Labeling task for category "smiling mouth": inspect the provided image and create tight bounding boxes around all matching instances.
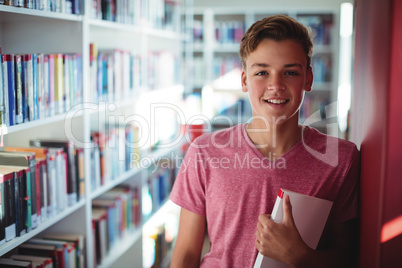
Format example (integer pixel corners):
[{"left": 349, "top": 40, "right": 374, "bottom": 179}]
[{"left": 264, "top": 99, "right": 289, "bottom": 104}]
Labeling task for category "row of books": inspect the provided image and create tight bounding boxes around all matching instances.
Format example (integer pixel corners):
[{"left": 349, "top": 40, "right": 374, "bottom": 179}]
[
  {"left": 297, "top": 14, "right": 333, "bottom": 45},
  {"left": 214, "top": 20, "right": 244, "bottom": 45},
  {"left": 193, "top": 19, "right": 204, "bottom": 44},
  {"left": 299, "top": 94, "right": 330, "bottom": 121},
  {"left": 0, "top": 232, "right": 85, "bottom": 268},
  {"left": 90, "top": 124, "right": 140, "bottom": 191},
  {"left": 90, "top": 0, "right": 181, "bottom": 31},
  {"left": 212, "top": 56, "right": 242, "bottom": 80},
  {"left": 0, "top": 51, "right": 83, "bottom": 127},
  {"left": 312, "top": 54, "right": 332, "bottom": 83},
  {"left": 0, "top": 139, "right": 85, "bottom": 245},
  {"left": 144, "top": 161, "right": 177, "bottom": 217},
  {"left": 92, "top": 185, "right": 141, "bottom": 266},
  {"left": 147, "top": 51, "right": 179, "bottom": 90},
  {"left": 0, "top": 0, "right": 80, "bottom": 14},
  {"left": 89, "top": 43, "right": 141, "bottom": 103}
]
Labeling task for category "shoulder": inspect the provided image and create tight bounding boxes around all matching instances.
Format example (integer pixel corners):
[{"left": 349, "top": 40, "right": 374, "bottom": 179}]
[{"left": 302, "top": 126, "right": 360, "bottom": 165}]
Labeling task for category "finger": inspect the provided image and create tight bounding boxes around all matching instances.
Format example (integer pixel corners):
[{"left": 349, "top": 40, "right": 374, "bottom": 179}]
[
  {"left": 258, "top": 214, "right": 272, "bottom": 226},
  {"left": 282, "top": 195, "right": 295, "bottom": 225}
]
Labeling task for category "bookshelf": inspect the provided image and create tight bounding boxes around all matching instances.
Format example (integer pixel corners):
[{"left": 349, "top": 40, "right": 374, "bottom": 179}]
[
  {"left": 0, "top": 1, "right": 190, "bottom": 267},
  {"left": 193, "top": 7, "right": 340, "bottom": 136}
]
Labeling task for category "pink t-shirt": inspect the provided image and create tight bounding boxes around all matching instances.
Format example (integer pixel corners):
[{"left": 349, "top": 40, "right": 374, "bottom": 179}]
[{"left": 170, "top": 124, "right": 360, "bottom": 268}]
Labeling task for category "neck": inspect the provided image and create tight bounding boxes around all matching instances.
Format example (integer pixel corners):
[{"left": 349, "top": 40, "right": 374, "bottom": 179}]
[{"left": 246, "top": 115, "right": 303, "bottom": 159}]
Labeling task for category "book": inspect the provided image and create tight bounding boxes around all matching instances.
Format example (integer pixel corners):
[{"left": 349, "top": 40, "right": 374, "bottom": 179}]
[
  {"left": 0, "top": 258, "right": 32, "bottom": 268},
  {"left": 14, "top": 55, "right": 23, "bottom": 124},
  {"left": 92, "top": 198, "right": 117, "bottom": 249},
  {"left": 4, "top": 146, "right": 50, "bottom": 223},
  {"left": 27, "top": 238, "right": 76, "bottom": 268},
  {"left": 48, "top": 54, "right": 55, "bottom": 117},
  {"left": 30, "top": 139, "right": 77, "bottom": 205},
  {"left": 18, "top": 243, "right": 60, "bottom": 268},
  {"left": 42, "top": 233, "right": 85, "bottom": 268},
  {"left": 1, "top": 53, "right": 9, "bottom": 127},
  {"left": 11, "top": 255, "right": 53, "bottom": 268},
  {"left": 5, "top": 54, "right": 16, "bottom": 126},
  {"left": 32, "top": 54, "right": 39, "bottom": 120},
  {"left": 54, "top": 53, "right": 64, "bottom": 115},
  {"left": 0, "top": 167, "right": 17, "bottom": 242},
  {"left": 22, "top": 53, "right": 36, "bottom": 122},
  {"left": 92, "top": 208, "right": 108, "bottom": 265},
  {"left": 0, "top": 150, "right": 38, "bottom": 230},
  {"left": 253, "top": 188, "right": 333, "bottom": 268},
  {"left": 0, "top": 51, "right": 4, "bottom": 127},
  {"left": 0, "top": 165, "right": 5, "bottom": 246},
  {"left": 0, "top": 165, "right": 25, "bottom": 238},
  {"left": 74, "top": 147, "right": 85, "bottom": 201}
]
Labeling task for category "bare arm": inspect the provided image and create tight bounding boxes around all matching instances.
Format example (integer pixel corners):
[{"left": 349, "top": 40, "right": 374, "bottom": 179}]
[
  {"left": 256, "top": 195, "right": 358, "bottom": 268},
  {"left": 170, "top": 208, "right": 207, "bottom": 268}
]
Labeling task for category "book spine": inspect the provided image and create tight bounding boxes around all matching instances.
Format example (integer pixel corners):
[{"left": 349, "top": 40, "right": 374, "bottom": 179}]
[
  {"left": 56, "top": 151, "right": 67, "bottom": 212},
  {"left": 67, "top": 143, "right": 77, "bottom": 204},
  {"left": 7, "top": 55, "right": 16, "bottom": 126},
  {"left": 29, "top": 159, "right": 38, "bottom": 229},
  {"left": 15, "top": 55, "right": 24, "bottom": 124},
  {"left": 40, "top": 159, "right": 48, "bottom": 221},
  {"left": 54, "top": 53, "right": 64, "bottom": 114},
  {"left": 15, "top": 170, "right": 26, "bottom": 236},
  {"left": 47, "top": 154, "right": 56, "bottom": 218},
  {"left": 0, "top": 174, "right": 5, "bottom": 244},
  {"left": 32, "top": 54, "right": 39, "bottom": 120},
  {"left": 63, "top": 54, "right": 70, "bottom": 112},
  {"left": 37, "top": 54, "right": 46, "bottom": 120},
  {"left": 68, "top": 54, "right": 74, "bottom": 109},
  {"left": 25, "top": 54, "right": 34, "bottom": 121},
  {"left": 0, "top": 52, "right": 4, "bottom": 127},
  {"left": 3, "top": 173, "right": 16, "bottom": 241},
  {"left": 48, "top": 54, "right": 55, "bottom": 117},
  {"left": 2, "top": 55, "right": 10, "bottom": 127},
  {"left": 24, "top": 168, "right": 32, "bottom": 232},
  {"left": 35, "top": 161, "right": 41, "bottom": 225},
  {"left": 21, "top": 55, "right": 28, "bottom": 123}
]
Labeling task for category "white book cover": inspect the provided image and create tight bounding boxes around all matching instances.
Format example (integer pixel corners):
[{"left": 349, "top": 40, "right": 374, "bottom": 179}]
[{"left": 254, "top": 188, "right": 333, "bottom": 268}]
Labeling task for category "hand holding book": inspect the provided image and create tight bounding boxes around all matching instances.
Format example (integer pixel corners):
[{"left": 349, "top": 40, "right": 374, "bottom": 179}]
[
  {"left": 254, "top": 188, "right": 333, "bottom": 268},
  {"left": 256, "top": 195, "right": 312, "bottom": 267}
]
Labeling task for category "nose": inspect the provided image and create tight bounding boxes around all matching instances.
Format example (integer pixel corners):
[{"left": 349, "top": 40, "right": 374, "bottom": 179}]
[{"left": 267, "top": 73, "right": 285, "bottom": 91}]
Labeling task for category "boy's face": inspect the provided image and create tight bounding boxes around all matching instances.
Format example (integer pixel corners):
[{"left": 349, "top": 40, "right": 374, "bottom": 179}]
[{"left": 241, "top": 38, "right": 313, "bottom": 125}]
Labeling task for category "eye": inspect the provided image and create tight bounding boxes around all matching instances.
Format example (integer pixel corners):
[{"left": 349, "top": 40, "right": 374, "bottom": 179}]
[
  {"left": 256, "top": 71, "right": 268, "bottom": 76},
  {"left": 285, "top": 70, "right": 299, "bottom": 76}
]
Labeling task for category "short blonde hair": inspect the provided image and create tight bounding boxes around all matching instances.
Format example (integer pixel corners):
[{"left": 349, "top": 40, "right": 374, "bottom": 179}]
[{"left": 239, "top": 15, "right": 313, "bottom": 69}]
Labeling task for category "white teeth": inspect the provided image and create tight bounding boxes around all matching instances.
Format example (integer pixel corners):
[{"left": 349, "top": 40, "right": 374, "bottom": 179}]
[{"left": 266, "top": 99, "right": 287, "bottom": 104}]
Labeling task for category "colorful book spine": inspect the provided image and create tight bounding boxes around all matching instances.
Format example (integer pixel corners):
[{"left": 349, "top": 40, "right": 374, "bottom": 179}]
[
  {"left": 32, "top": 54, "right": 39, "bottom": 120},
  {"left": 1, "top": 55, "right": 10, "bottom": 128},
  {"left": 21, "top": 55, "right": 29, "bottom": 123},
  {"left": 48, "top": 54, "right": 55, "bottom": 117},
  {"left": 63, "top": 54, "right": 70, "bottom": 112},
  {"left": 54, "top": 53, "right": 64, "bottom": 114},
  {"left": 14, "top": 55, "right": 23, "bottom": 124},
  {"left": 6, "top": 55, "right": 16, "bottom": 126},
  {"left": 0, "top": 52, "right": 4, "bottom": 127},
  {"left": 25, "top": 54, "right": 35, "bottom": 122}
]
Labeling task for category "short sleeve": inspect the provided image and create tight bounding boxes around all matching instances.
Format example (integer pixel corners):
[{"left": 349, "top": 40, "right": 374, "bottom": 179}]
[
  {"left": 170, "top": 139, "right": 207, "bottom": 216},
  {"left": 330, "top": 146, "right": 360, "bottom": 223}
]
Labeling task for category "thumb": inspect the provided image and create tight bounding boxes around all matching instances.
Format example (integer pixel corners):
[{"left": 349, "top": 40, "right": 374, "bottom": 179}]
[{"left": 282, "top": 195, "right": 295, "bottom": 226}]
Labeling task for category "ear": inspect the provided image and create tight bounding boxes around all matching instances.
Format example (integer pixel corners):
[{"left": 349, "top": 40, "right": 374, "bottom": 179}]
[
  {"left": 304, "top": 66, "right": 313, "bottom": 92},
  {"left": 241, "top": 69, "right": 248, "bottom": 93}
]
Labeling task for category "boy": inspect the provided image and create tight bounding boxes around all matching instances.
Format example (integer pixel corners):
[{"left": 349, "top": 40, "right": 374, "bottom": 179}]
[{"left": 170, "top": 15, "right": 359, "bottom": 267}]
